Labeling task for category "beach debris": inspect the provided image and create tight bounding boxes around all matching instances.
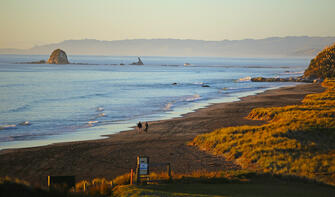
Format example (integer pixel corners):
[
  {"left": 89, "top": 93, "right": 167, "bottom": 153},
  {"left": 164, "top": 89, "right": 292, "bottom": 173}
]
[
  {"left": 48, "top": 49, "right": 69, "bottom": 64},
  {"left": 19, "top": 121, "right": 31, "bottom": 126},
  {"left": 130, "top": 57, "right": 144, "bottom": 65}
]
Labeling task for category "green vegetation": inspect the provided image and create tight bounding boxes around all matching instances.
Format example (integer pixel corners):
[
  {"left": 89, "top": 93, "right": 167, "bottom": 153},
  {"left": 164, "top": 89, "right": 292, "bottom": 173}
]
[
  {"left": 120, "top": 182, "right": 335, "bottom": 197},
  {"left": 304, "top": 43, "right": 335, "bottom": 79},
  {"left": 192, "top": 79, "right": 335, "bottom": 186},
  {"left": 112, "top": 171, "right": 335, "bottom": 197},
  {"left": 0, "top": 177, "right": 87, "bottom": 197},
  {"left": 113, "top": 185, "right": 215, "bottom": 197},
  {"left": 3, "top": 172, "right": 335, "bottom": 197}
]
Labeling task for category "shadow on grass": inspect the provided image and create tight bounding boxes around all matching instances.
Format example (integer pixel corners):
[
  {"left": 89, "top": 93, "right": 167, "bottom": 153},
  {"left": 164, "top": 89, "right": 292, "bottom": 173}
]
[{"left": 140, "top": 173, "right": 335, "bottom": 197}]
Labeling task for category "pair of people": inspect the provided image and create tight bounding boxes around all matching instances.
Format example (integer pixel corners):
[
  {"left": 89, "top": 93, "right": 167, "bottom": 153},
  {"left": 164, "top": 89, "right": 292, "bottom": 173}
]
[{"left": 137, "top": 121, "right": 149, "bottom": 133}]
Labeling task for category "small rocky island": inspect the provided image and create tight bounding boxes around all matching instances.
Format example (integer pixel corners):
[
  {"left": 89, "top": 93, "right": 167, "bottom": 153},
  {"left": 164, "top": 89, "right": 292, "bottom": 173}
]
[
  {"left": 22, "top": 49, "right": 70, "bottom": 64},
  {"left": 48, "top": 49, "right": 69, "bottom": 64},
  {"left": 130, "top": 57, "right": 144, "bottom": 65},
  {"left": 252, "top": 43, "right": 335, "bottom": 83}
]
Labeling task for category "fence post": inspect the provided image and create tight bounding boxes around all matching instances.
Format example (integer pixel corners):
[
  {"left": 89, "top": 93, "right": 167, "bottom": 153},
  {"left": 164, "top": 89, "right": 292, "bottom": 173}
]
[
  {"left": 167, "top": 163, "right": 172, "bottom": 181},
  {"left": 136, "top": 165, "right": 140, "bottom": 184},
  {"left": 130, "top": 169, "right": 133, "bottom": 185},
  {"left": 48, "top": 176, "right": 50, "bottom": 188}
]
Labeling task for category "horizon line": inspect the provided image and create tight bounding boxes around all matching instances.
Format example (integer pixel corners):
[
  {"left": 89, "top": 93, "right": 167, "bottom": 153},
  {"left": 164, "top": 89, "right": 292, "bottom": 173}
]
[{"left": 3, "top": 35, "right": 335, "bottom": 50}]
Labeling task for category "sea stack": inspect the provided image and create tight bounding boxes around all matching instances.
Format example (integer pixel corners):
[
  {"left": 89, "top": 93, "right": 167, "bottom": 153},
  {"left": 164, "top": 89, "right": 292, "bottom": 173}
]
[
  {"left": 130, "top": 57, "right": 144, "bottom": 65},
  {"left": 48, "top": 49, "right": 69, "bottom": 64}
]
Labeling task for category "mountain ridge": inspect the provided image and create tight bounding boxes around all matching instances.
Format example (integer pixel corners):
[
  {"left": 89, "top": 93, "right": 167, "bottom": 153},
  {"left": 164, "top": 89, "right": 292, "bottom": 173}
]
[{"left": 1, "top": 36, "right": 335, "bottom": 57}]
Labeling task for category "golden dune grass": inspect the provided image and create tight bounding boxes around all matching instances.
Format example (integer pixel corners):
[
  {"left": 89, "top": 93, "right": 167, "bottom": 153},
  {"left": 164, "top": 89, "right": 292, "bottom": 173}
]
[{"left": 192, "top": 79, "right": 335, "bottom": 185}]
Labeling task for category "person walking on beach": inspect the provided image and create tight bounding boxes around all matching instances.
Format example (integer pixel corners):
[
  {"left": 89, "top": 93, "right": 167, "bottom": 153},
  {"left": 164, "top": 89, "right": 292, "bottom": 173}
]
[
  {"left": 144, "top": 122, "right": 149, "bottom": 132},
  {"left": 137, "top": 121, "right": 142, "bottom": 133}
]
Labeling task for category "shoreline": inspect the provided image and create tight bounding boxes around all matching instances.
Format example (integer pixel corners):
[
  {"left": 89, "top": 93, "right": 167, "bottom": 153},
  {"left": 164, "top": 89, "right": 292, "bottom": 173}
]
[
  {"left": 0, "top": 83, "right": 299, "bottom": 151},
  {"left": 0, "top": 83, "right": 324, "bottom": 185}
]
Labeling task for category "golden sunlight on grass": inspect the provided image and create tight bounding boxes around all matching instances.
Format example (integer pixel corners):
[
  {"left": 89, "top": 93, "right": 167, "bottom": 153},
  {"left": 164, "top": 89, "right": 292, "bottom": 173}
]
[{"left": 192, "top": 79, "right": 335, "bottom": 185}]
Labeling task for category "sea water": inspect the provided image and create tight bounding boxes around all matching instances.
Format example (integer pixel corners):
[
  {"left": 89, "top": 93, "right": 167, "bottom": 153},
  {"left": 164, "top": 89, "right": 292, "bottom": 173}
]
[{"left": 0, "top": 55, "right": 310, "bottom": 149}]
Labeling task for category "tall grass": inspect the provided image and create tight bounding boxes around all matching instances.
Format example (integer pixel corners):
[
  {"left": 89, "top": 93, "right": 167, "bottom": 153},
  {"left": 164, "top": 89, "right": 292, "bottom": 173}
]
[{"left": 192, "top": 79, "right": 335, "bottom": 185}]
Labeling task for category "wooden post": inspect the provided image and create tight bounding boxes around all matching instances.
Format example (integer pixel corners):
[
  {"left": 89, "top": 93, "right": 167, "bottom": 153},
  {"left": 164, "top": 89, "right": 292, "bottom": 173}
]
[
  {"left": 136, "top": 164, "right": 140, "bottom": 185},
  {"left": 83, "top": 182, "right": 86, "bottom": 192},
  {"left": 48, "top": 176, "right": 50, "bottom": 188},
  {"left": 167, "top": 163, "right": 172, "bottom": 181},
  {"left": 130, "top": 169, "right": 133, "bottom": 185}
]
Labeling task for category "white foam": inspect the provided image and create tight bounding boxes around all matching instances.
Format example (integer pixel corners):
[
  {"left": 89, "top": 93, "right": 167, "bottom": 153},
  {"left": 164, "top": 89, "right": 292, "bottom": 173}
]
[
  {"left": 98, "top": 113, "right": 106, "bottom": 117},
  {"left": 0, "top": 124, "right": 16, "bottom": 130},
  {"left": 185, "top": 94, "right": 201, "bottom": 102},
  {"left": 164, "top": 102, "right": 173, "bottom": 110},
  {"left": 237, "top": 76, "right": 251, "bottom": 82},
  {"left": 97, "top": 107, "right": 104, "bottom": 112},
  {"left": 19, "top": 121, "right": 31, "bottom": 126}
]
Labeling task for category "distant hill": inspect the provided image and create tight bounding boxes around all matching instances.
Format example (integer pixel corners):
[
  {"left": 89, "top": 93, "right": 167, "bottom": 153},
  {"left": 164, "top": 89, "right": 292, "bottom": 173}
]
[{"left": 1, "top": 36, "right": 335, "bottom": 57}]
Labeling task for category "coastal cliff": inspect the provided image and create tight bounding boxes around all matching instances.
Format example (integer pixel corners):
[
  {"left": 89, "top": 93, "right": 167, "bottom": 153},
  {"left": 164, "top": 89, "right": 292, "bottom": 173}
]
[
  {"left": 252, "top": 43, "right": 335, "bottom": 83},
  {"left": 304, "top": 43, "right": 335, "bottom": 79}
]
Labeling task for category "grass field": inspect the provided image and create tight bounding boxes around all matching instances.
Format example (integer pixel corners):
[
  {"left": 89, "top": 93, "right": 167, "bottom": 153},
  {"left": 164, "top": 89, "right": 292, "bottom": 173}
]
[
  {"left": 192, "top": 79, "right": 335, "bottom": 186},
  {"left": 114, "top": 181, "right": 335, "bottom": 197}
]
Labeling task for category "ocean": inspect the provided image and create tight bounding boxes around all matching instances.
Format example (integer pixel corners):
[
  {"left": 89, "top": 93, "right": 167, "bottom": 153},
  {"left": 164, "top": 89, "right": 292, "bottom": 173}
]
[{"left": 0, "top": 55, "right": 310, "bottom": 150}]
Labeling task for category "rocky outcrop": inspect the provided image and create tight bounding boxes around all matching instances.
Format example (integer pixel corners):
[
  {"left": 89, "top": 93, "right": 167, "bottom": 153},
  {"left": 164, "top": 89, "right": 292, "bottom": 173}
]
[
  {"left": 20, "top": 60, "right": 46, "bottom": 64},
  {"left": 130, "top": 57, "right": 144, "bottom": 65},
  {"left": 252, "top": 43, "right": 335, "bottom": 83},
  {"left": 304, "top": 43, "right": 335, "bottom": 79},
  {"left": 251, "top": 77, "right": 314, "bottom": 83},
  {"left": 48, "top": 49, "right": 69, "bottom": 64}
]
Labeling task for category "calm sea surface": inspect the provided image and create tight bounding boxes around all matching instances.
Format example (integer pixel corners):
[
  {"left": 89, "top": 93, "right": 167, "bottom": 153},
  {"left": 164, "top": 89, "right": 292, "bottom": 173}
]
[{"left": 0, "top": 55, "right": 310, "bottom": 149}]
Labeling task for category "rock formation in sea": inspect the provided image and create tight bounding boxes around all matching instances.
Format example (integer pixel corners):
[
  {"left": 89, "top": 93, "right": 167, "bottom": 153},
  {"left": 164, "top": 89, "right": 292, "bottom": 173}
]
[
  {"left": 130, "top": 57, "right": 144, "bottom": 65},
  {"left": 304, "top": 43, "right": 335, "bottom": 80},
  {"left": 48, "top": 49, "right": 69, "bottom": 64},
  {"left": 252, "top": 43, "right": 335, "bottom": 83},
  {"left": 251, "top": 77, "right": 313, "bottom": 83}
]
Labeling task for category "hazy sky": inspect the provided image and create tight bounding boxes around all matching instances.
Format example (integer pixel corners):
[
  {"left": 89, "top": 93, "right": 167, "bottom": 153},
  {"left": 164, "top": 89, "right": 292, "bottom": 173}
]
[{"left": 1, "top": 0, "right": 335, "bottom": 49}]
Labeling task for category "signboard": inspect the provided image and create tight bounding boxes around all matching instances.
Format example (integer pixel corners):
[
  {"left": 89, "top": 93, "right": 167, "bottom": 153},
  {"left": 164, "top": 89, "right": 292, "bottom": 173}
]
[{"left": 137, "top": 156, "right": 149, "bottom": 175}]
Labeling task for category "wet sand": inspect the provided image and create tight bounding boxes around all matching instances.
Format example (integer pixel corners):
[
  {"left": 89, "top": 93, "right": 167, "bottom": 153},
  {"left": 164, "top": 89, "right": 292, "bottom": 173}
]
[{"left": 0, "top": 83, "right": 324, "bottom": 185}]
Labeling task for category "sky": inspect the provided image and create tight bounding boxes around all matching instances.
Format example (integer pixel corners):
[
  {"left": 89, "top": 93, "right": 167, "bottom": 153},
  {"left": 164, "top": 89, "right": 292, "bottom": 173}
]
[{"left": 1, "top": 0, "right": 335, "bottom": 49}]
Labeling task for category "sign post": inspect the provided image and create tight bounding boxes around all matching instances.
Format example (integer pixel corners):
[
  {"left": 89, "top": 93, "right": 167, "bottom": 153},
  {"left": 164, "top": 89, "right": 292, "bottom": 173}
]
[{"left": 136, "top": 156, "right": 149, "bottom": 184}]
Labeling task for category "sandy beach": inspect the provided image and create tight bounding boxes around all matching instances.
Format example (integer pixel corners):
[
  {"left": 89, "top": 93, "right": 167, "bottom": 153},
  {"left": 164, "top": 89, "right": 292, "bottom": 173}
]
[{"left": 0, "top": 83, "right": 324, "bottom": 186}]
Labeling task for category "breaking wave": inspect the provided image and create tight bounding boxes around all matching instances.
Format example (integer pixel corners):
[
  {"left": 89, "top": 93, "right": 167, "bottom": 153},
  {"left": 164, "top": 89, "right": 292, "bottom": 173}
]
[{"left": 236, "top": 76, "right": 251, "bottom": 82}]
